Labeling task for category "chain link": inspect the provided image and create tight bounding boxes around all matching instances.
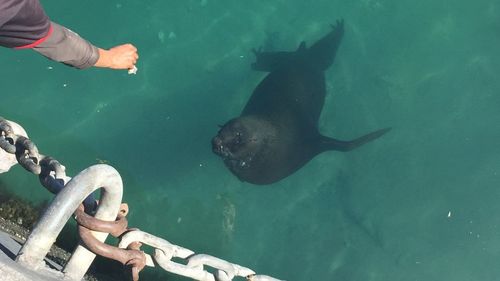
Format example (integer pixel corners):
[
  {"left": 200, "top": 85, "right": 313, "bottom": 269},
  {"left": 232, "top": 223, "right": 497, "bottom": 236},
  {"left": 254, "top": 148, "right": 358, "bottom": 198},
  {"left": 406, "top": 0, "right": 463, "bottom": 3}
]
[
  {"left": 14, "top": 135, "right": 42, "bottom": 174},
  {"left": 38, "top": 156, "right": 68, "bottom": 194},
  {"left": 118, "top": 230, "right": 284, "bottom": 281},
  {"left": 0, "top": 118, "right": 96, "bottom": 210},
  {"left": 119, "top": 229, "right": 191, "bottom": 267},
  {"left": 0, "top": 117, "right": 16, "bottom": 153},
  {"left": 1, "top": 118, "right": 285, "bottom": 281}
]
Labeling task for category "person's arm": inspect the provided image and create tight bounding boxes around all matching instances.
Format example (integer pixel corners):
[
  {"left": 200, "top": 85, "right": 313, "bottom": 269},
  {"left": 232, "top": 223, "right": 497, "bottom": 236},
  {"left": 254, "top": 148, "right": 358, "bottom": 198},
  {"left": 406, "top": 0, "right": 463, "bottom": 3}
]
[
  {"left": 32, "top": 22, "right": 98, "bottom": 69},
  {"left": 33, "top": 22, "right": 138, "bottom": 70}
]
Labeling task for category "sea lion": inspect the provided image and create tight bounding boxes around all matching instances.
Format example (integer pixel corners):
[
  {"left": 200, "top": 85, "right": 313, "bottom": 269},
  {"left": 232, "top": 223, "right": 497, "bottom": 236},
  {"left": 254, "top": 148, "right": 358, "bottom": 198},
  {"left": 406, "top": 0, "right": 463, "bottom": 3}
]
[{"left": 212, "top": 20, "right": 390, "bottom": 185}]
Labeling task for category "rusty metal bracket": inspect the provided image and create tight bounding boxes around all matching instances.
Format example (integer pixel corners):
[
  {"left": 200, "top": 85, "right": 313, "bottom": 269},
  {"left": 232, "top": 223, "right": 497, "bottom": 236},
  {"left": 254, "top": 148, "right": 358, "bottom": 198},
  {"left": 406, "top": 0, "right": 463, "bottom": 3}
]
[
  {"left": 74, "top": 204, "right": 128, "bottom": 238},
  {"left": 79, "top": 226, "right": 146, "bottom": 281},
  {"left": 74, "top": 203, "right": 146, "bottom": 281}
]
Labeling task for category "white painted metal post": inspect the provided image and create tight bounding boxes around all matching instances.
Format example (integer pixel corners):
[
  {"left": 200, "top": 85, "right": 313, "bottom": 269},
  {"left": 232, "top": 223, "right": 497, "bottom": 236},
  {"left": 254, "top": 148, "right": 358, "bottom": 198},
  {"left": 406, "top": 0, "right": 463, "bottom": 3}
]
[{"left": 16, "top": 164, "right": 123, "bottom": 280}]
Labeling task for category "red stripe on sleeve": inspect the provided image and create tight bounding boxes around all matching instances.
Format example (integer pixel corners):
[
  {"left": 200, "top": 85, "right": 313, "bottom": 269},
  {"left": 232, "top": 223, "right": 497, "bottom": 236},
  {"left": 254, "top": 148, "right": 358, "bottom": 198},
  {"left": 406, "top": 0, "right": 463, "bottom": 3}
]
[{"left": 14, "top": 24, "right": 54, "bottom": 49}]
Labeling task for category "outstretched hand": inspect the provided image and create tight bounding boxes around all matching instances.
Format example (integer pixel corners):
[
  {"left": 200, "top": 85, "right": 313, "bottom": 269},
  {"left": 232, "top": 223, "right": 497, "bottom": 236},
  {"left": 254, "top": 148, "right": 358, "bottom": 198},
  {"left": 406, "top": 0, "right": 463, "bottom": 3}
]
[{"left": 95, "top": 44, "right": 139, "bottom": 70}]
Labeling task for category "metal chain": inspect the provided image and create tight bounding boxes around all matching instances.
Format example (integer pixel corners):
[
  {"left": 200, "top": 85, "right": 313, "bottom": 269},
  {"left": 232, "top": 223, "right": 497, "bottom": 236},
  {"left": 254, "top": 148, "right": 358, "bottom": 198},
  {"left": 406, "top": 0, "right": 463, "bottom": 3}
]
[
  {"left": 0, "top": 117, "right": 96, "bottom": 211},
  {"left": 0, "top": 117, "right": 16, "bottom": 153},
  {"left": 74, "top": 205, "right": 284, "bottom": 281},
  {"left": 1, "top": 117, "right": 285, "bottom": 281},
  {"left": 74, "top": 212, "right": 274, "bottom": 281},
  {"left": 119, "top": 229, "right": 283, "bottom": 281}
]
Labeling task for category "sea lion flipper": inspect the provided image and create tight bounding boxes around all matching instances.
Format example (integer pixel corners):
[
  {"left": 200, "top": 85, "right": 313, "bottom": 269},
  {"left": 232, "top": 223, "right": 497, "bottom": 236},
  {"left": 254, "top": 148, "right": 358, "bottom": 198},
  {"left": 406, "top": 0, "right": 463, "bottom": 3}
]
[
  {"left": 251, "top": 20, "right": 344, "bottom": 72},
  {"left": 318, "top": 127, "right": 391, "bottom": 152},
  {"left": 306, "top": 19, "right": 345, "bottom": 71},
  {"left": 297, "top": 41, "right": 307, "bottom": 51}
]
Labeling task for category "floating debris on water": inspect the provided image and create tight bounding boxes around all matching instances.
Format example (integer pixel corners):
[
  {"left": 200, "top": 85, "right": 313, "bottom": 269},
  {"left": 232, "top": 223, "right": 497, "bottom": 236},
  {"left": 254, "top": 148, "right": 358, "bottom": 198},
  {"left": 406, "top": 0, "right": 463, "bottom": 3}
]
[{"left": 158, "top": 30, "right": 165, "bottom": 43}]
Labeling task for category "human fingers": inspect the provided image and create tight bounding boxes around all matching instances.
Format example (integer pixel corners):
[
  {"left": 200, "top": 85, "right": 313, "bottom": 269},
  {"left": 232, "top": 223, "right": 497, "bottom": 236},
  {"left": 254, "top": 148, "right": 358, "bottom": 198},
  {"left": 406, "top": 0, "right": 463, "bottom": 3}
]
[{"left": 123, "top": 43, "right": 137, "bottom": 52}]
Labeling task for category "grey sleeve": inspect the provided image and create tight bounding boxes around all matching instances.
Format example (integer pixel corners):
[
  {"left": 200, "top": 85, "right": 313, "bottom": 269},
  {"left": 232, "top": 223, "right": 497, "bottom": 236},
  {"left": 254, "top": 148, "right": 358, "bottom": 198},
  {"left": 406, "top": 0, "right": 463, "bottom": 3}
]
[{"left": 33, "top": 22, "right": 99, "bottom": 69}]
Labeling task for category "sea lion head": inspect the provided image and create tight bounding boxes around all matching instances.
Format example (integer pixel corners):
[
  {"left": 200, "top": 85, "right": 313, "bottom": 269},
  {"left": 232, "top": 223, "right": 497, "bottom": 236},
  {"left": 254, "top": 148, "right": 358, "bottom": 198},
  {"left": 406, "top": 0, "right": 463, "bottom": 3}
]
[{"left": 212, "top": 117, "right": 271, "bottom": 172}]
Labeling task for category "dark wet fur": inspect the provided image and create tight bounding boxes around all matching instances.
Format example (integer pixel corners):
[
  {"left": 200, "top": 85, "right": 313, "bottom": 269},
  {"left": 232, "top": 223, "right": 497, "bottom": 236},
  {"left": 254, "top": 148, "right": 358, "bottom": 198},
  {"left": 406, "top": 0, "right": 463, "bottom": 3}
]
[{"left": 212, "top": 20, "right": 390, "bottom": 184}]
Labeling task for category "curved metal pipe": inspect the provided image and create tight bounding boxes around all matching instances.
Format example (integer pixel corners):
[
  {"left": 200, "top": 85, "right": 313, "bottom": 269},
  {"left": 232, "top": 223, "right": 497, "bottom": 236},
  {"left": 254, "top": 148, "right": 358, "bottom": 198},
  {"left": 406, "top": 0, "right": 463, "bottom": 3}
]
[{"left": 15, "top": 164, "right": 123, "bottom": 280}]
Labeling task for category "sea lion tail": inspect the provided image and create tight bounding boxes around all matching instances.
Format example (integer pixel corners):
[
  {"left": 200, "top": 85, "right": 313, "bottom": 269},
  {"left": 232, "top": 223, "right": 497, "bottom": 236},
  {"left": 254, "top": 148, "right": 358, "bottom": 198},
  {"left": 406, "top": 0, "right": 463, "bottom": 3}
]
[{"left": 318, "top": 127, "right": 391, "bottom": 152}]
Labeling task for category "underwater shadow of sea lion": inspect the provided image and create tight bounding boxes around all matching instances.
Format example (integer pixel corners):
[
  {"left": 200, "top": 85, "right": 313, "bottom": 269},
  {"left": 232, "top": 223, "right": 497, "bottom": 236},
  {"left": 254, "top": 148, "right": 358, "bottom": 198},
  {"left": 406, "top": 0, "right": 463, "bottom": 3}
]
[{"left": 212, "top": 20, "right": 390, "bottom": 185}]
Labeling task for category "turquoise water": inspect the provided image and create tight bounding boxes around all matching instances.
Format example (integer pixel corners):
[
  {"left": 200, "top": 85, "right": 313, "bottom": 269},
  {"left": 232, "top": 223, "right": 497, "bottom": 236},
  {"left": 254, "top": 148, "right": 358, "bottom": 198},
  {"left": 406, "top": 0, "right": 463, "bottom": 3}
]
[{"left": 1, "top": 0, "right": 500, "bottom": 280}]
